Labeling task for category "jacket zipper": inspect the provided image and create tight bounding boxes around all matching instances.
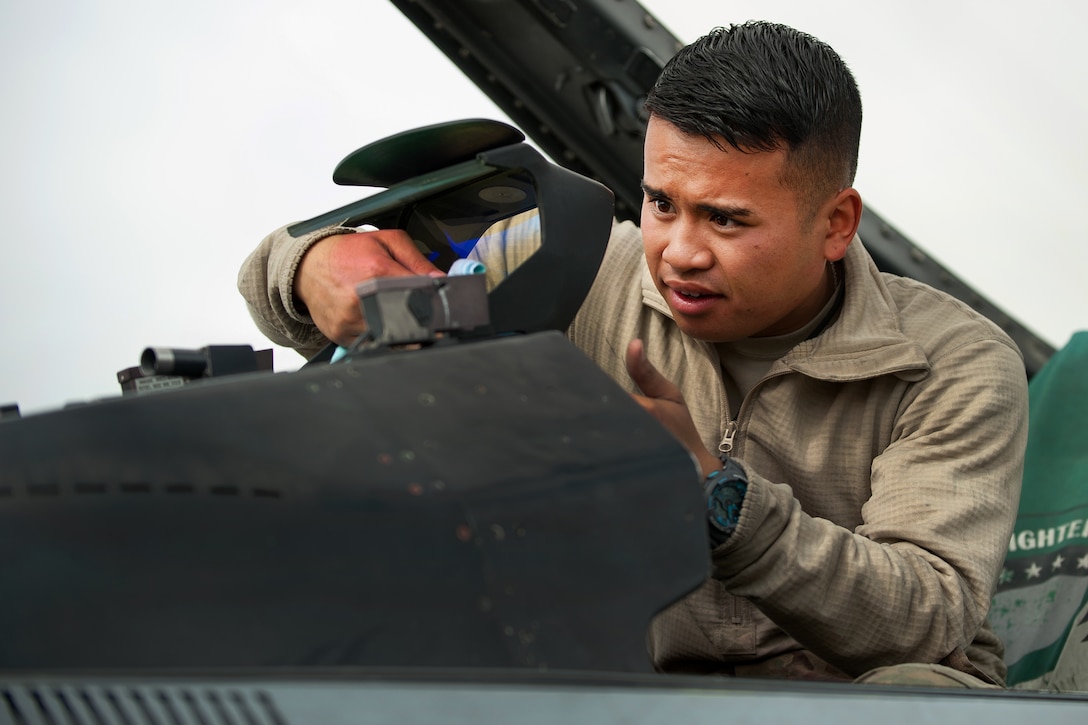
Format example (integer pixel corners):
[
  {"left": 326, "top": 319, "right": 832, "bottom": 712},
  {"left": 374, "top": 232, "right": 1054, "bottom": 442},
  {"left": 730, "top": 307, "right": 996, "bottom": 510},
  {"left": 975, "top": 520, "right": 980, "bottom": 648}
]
[
  {"left": 717, "top": 366, "right": 789, "bottom": 459},
  {"left": 719, "top": 420, "right": 738, "bottom": 457}
]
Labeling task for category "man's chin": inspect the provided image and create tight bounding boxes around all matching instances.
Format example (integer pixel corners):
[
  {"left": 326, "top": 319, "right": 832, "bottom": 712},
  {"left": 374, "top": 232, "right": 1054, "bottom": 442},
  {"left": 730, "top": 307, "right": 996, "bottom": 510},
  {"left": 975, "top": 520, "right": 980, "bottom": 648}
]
[{"left": 670, "top": 314, "right": 744, "bottom": 344}]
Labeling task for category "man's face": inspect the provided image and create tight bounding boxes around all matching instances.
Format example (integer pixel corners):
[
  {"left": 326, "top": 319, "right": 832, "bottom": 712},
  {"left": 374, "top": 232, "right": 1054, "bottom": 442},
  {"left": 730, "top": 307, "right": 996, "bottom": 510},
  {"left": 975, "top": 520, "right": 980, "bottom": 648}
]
[{"left": 641, "top": 116, "right": 840, "bottom": 342}]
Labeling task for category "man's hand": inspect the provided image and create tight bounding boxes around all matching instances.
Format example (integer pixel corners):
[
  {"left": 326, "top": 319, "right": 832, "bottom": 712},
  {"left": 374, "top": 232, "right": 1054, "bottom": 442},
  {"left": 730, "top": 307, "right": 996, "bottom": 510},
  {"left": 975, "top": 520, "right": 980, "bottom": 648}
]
[
  {"left": 295, "top": 229, "right": 443, "bottom": 346},
  {"left": 625, "top": 339, "right": 721, "bottom": 477}
]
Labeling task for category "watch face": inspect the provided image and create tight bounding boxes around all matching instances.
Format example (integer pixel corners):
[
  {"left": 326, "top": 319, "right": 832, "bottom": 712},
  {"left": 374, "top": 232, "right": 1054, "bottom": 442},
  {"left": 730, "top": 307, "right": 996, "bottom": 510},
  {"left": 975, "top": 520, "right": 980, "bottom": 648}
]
[{"left": 704, "top": 462, "right": 748, "bottom": 542}]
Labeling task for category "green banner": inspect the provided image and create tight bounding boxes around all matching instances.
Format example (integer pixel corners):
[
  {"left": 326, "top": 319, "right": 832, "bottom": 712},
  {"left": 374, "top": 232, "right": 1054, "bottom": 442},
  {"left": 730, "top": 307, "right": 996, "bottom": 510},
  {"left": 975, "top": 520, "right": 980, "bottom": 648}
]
[{"left": 989, "top": 332, "right": 1088, "bottom": 688}]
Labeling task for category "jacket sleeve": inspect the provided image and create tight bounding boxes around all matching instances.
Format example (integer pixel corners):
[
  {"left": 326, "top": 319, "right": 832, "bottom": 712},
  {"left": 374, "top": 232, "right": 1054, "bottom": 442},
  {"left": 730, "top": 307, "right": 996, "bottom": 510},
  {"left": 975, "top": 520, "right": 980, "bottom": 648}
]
[
  {"left": 714, "top": 337, "right": 1027, "bottom": 680},
  {"left": 236, "top": 224, "right": 353, "bottom": 360}
]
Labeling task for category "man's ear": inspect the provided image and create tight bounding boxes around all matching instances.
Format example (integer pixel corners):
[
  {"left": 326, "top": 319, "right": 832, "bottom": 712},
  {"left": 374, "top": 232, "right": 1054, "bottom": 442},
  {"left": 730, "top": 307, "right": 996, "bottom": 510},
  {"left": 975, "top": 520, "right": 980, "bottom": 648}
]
[{"left": 823, "top": 187, "right": 862, "bottom": 262}]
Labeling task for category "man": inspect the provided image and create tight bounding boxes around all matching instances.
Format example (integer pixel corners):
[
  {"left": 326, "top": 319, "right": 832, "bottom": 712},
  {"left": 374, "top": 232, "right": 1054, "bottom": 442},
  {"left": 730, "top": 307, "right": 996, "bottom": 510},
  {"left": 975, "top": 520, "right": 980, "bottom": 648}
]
[{"left": 238, "top": 21, "right": 1027, "bottom": 686}]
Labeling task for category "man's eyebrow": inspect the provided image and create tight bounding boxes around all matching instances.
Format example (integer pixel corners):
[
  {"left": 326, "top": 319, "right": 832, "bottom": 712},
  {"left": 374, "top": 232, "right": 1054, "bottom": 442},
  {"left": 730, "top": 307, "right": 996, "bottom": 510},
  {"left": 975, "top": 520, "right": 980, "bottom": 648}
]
[
  {"left": 640, "top": 181, "right": 667, "bottom": 199},
  {"left": 700, "top": 202, "right": 753, "bottom": 219},
  {"left": 640, "top": 182, "right": 753, "bottom": 218}
]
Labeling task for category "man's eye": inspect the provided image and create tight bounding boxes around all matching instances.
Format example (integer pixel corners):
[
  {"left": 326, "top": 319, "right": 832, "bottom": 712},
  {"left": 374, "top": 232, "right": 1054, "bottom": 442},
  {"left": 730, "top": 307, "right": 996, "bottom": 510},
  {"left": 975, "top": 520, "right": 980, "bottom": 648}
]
[
  {"left": 710, "top": 213, "right": 734, "bottom": 227},
  {"left": 651, "top": 198, "right": 673, "bottom": 213}
]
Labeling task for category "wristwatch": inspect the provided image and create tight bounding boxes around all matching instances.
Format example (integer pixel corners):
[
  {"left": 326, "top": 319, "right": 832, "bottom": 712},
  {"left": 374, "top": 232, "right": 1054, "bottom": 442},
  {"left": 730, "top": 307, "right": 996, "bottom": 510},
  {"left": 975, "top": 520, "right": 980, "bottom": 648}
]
[{"left": 703, "top": 458, "right": 748, "bottom": 547}]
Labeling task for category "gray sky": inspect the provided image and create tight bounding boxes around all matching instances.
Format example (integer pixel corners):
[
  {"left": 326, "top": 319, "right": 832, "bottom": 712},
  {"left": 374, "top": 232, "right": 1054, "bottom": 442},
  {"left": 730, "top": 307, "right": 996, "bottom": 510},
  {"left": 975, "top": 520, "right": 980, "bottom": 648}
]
[{"left": 1, "top": 0, "right": 1085, "bottom": 414}]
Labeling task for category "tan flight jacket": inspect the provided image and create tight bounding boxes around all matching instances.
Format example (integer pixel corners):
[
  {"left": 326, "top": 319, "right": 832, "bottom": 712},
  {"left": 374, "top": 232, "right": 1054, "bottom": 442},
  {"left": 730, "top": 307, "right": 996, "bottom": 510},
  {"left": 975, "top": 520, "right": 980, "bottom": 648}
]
[{"left": 569, "top": 221, "right": 1026, "bottom": 683}]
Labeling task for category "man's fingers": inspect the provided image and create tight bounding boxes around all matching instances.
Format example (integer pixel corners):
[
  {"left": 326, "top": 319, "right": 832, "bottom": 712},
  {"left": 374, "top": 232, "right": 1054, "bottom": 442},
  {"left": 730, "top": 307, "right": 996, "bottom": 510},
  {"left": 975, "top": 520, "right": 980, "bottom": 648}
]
[
  {"left": 625, "top": 339, "right": 683, "bottom": 403},
  {"left": 628, "top": 392, "right": 656, "bottom": 416},
  {"left": 377, "top": 229, "right": 445, "bottom": 276}
]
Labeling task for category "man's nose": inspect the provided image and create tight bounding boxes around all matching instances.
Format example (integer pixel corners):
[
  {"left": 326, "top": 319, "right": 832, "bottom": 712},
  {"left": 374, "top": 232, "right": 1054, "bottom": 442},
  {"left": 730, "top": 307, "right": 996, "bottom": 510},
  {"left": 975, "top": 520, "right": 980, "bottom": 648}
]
[{"left": 661, "top": 223, "right": 714, "bottom": 271}]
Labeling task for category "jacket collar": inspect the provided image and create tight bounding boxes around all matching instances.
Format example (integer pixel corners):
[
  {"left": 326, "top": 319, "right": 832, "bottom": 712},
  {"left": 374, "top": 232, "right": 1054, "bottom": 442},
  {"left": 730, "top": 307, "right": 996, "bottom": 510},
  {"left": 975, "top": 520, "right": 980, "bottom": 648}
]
[{"left": 639, "top": 237, "right": 930, "bottom": 382}]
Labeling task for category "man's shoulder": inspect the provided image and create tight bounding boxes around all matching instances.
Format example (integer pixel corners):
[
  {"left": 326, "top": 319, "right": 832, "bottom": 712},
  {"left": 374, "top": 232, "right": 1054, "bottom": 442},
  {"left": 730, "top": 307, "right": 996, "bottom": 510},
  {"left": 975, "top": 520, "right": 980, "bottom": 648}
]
[
  {"left": 881, "top": 271, "right": 1024, "bottom": 366},
  {"left": 578, "top": 219, "right": 648, "bottom": 314},
  {"left": 601, "top": 219, "right": 644, "bottom": 270}
]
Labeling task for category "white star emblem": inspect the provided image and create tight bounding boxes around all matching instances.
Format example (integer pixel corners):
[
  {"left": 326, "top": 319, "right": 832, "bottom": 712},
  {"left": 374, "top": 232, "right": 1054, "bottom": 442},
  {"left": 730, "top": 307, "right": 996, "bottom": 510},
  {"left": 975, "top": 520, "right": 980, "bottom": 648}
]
[
  {"left": 998, "top": 568, "right": 1014, "bottom": 584},
  {"left": 1078, "top": 554, "right": 1088, "bottom": 570},
  {"left": 1026, "top": 562, "right": 1043, "bottom": 579},
  {"left": 1052, "top": 554, "right": 1065, "bottom": 570}
]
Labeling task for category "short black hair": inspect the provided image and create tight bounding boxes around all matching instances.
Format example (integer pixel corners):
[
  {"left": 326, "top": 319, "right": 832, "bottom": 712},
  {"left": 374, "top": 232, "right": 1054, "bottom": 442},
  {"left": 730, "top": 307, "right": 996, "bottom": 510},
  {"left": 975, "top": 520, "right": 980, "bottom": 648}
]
[{"left": 644, "top": 21, "right": 862, "bottom": 217}]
